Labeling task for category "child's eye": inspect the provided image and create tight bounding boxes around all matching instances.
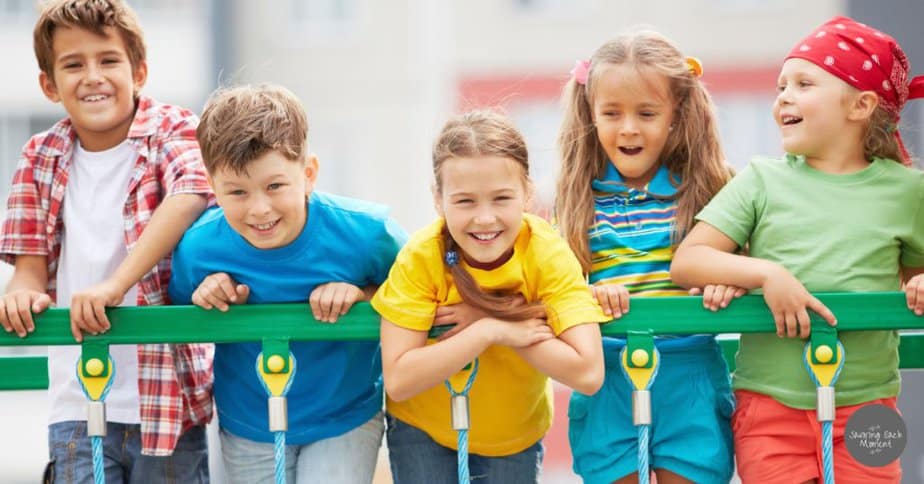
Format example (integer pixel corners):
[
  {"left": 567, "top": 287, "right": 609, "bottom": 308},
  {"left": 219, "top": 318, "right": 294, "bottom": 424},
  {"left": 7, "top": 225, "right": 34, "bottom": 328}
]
[
  {"left": 63, "top": 62, "right": 81, "bottom": 69},
  {"left": 776, "top": 84, "right": 786, "bottom": 93},
  {"left": 101, "top": 58, "right": 120, "bottom": 64},
  {"left": 455, "top": 199, "right": 473, "bottom": 205},
  {"left": 640, "top": 111, "right": 657, "bottom": 118},
  {"left": 228, "top": 189, "right": 246, "bottom": 196},
  {"left": 267, "top": 183, "right": 284, "bottom": 190},
  {"left": 495, "top": 196, "right": 513, "bottom": 202},
  {"left": 799, "top": 81, "right": 812, "bottom": 88}
]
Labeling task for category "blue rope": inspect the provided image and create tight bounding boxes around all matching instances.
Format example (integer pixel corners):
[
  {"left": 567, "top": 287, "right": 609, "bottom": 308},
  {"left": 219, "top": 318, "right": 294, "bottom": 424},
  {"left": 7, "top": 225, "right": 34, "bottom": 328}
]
[
  {"left": 76, "top": 361, "right": 115, "bottom": 484},
  {"left": 91, "top": 435, "right": 104, "bottom": 484},
  {"left": 274, "top": 430, "right": 286, "bottom": 484},
  {"left": 255, "top": 354, "right": 297, "bottom": 484},
  {"left": 445, "top": 358, "right": 479, "bottom": 484},
  {"left": 618, "top": 347, "right": 660, "bottom": 484},
  {"left": 637, "top": 425, "right": 649, "bottom": 484},
  {"left": 803, "top": 342, "right": 845, "bottom": 484}
]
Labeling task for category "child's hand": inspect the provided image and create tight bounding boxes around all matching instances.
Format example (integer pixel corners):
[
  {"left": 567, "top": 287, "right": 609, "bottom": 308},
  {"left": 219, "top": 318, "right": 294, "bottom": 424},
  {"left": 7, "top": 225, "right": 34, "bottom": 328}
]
[
  {"left": 70, "top": 279, "right": 126, "bottom": 342},
  {"left": 192, "top": 272, "right": 250, "bottom": 312},
  {"left": 309, "top": 282, "right": 364, "bottom": 323},
  {"left": 434, "top": 296, "right": 529, "bottom": 341},
  {"left": 690, "top": 285, "right": 747, "bottom": 311},
  {"left": 487, "top": 317, "right": 554, "bottom": 348},
  {"left": 0, "top": 289, "right": 52, "bottom": 338},
  {"left": 591, "top": 283, "right": 630, "bottom": 318},
  {"left": 762, "top": 265, "right": 836, "bottom": 338},
  {"left": 905, "top": 273, "right": 924, "bottom": 316}
]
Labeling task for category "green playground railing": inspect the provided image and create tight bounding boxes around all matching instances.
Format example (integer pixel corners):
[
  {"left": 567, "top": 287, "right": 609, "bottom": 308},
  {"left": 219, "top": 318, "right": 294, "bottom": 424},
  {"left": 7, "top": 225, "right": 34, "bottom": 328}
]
[{"left": 1, "top": 292, "right": 922, "bottom": 391}]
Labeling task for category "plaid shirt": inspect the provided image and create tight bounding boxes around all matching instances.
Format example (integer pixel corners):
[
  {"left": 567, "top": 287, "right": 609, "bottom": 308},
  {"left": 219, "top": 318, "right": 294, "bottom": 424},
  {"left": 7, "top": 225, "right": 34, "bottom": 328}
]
[{"left": 0, "top": 96, "right": 214, "bottom": 456}]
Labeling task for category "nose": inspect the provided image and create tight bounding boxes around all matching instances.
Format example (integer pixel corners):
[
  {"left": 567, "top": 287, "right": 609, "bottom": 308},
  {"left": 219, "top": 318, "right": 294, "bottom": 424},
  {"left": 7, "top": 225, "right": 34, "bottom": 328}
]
[
  {"left": 473, "top": 206, "right": 496, "bottom": 225},
  {"left": 84, "top": 63, "right": 103, "bottom": 84},
  {"left": 619, "top": 116, "right": 639, "bottom": 136},
  {"left": 249, "top": 193, "right": 272, "bottom": 217}
]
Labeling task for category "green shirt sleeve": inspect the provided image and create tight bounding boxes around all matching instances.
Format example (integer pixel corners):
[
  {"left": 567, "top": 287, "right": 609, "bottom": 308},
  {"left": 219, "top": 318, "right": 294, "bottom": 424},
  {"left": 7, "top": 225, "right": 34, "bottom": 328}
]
[
  {"left": 901, "top": 176, "right": 924, "bottom": 268},
  {"left": 695, "top": 160, "right": 764, "bottom": 247}
]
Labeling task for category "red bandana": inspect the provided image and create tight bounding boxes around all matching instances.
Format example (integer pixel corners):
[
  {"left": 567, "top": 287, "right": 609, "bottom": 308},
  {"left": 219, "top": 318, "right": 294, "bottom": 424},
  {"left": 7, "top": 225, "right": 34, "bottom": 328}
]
[{"left": 786, "top": 16, "right": 924, "bottom": 164}]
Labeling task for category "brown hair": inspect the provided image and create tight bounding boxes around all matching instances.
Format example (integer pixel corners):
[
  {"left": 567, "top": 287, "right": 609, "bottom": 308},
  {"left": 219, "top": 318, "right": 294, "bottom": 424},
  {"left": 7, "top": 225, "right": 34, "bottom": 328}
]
[
  {"left": 863, "top": 105, "right": 908, "bottom": 164},
  {"left": 433, "top": 111, "right": 545, "bottom": 321},
  {"left": 197, "top": 84, "right": 309, "bottom": 175},
  {"left": 556, "top": 31, "right": 733, "bottom": 273},
  {"left": 34, "top": 0, "right": 146, "bottom": 80}
]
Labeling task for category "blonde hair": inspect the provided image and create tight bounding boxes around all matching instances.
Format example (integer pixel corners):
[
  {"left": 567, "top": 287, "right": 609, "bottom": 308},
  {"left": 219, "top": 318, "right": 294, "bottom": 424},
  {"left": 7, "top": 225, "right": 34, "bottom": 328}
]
[
  {"left": 197, "top": 84, "right": 308, "bottom": 175},
  {"left": 556, "top": 31, "right": 733, "bottom": 273},
  {"left": 433, "top": 111, "right": 545, "bottom": 321},
  {"left": 34, "top": 0, "right": 146, "bottom": 80}
]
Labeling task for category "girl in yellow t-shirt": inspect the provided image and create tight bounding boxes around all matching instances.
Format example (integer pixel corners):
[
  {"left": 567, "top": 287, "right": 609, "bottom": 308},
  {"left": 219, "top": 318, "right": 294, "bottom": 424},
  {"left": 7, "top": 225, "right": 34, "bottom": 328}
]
[{"left": 371, "top": 110, "right": 609, "bottom": 483}]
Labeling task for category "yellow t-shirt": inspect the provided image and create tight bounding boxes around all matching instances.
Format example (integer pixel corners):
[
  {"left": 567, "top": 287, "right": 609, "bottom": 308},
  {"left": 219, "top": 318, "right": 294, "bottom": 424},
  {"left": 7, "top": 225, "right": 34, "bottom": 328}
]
[{"left": 371, "top": 213, "right": 608, "bottom": 456}]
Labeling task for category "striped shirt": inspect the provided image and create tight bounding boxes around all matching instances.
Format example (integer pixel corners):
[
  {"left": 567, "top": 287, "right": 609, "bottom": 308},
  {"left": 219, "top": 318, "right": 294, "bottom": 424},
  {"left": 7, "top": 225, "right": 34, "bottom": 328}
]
[{"left": 590, "top": 163, "right": 704, "bottom": 346}]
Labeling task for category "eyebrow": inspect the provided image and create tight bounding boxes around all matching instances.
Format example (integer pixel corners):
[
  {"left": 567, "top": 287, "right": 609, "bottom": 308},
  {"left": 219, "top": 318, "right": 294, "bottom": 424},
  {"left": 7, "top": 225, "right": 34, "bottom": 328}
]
[{"left": 56, "top": 49, "right": 126, "bottom": 62}]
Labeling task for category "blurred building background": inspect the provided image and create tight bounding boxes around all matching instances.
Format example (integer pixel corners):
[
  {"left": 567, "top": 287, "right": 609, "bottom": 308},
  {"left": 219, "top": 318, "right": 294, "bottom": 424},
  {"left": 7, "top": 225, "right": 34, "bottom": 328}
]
[{"left": 1, "top": 0, "right": 923, "bottom": 482}]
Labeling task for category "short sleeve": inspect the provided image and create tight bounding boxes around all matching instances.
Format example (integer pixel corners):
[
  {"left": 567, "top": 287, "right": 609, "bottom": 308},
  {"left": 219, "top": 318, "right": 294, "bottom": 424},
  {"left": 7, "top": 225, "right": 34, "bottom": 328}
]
[
  {"left": 366, "top": 217, "right": 408, "bottom": 285},
  {"left": 0, "top": 141, "right": 50, "bottom": 264},
  {"left": 168, "top": 236, "right": 200, "bottom": 305},
  {"left": 157, "top": 111, "right": 212, "bottom": 201},
  {"left": 535, "top": 235, "right": 609, "bottom": 335},
  {"left": 901, "top": 176, "right": 924, "bottom": 268},
  {"left": 695, "top": 162, "right": 763, "bottom": 247},
  {"left": 370, "top": 239, "right": 441, "bottom": 331}
]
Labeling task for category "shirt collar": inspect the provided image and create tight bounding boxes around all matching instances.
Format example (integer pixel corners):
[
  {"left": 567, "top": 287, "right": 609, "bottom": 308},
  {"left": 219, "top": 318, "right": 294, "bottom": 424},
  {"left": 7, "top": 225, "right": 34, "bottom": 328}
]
[{"left": 592, "top": 162, "right": 680, "bottom": 197}]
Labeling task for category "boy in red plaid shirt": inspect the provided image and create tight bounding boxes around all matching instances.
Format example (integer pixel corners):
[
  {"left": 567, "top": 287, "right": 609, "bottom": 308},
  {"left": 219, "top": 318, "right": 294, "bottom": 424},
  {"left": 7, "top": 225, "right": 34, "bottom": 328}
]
[{"left": 0, "top": 1, "right": 214, "bottom": 482}]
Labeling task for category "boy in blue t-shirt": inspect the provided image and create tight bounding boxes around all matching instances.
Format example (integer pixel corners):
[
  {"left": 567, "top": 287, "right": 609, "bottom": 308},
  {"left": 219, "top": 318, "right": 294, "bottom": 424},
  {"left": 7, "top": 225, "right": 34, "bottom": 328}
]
[{"left": 169, "top": 84, "right": 406, "bottom": 484}]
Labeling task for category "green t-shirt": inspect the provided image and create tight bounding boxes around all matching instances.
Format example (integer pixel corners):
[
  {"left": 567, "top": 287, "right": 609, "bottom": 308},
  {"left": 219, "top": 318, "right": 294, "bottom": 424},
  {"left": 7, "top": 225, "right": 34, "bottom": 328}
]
[{"left": 697, "top": 154, "right": 924, "bottom": 409}]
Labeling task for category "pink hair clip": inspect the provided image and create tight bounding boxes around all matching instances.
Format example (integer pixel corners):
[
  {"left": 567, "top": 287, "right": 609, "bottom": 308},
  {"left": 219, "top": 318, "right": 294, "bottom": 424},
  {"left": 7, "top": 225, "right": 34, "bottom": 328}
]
[{"left": 570, "top": 59, "right": 591, "bottom": 85}]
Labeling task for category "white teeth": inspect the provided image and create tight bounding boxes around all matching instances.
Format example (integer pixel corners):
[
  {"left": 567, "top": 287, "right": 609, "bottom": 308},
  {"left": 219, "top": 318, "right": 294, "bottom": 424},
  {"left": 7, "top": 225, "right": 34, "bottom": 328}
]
[
  {"left": 782, "top": 116, "right": 802, "bottom": 125},
  {"left": 254, "top": 221, "right": 277, "bottom": 230},
  {"left": 82, "top": 94, "right": 108, "bottom": 102},
  {"left": 472, "top": 232, "right": 499, "bottom": 241}
]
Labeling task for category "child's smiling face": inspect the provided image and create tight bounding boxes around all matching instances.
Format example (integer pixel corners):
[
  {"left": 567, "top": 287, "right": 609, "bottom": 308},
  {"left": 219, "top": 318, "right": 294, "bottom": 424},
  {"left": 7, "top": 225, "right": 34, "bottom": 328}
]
[
  {"left": 39, "top": 26, "right": 146, "bottom": 151},
  {"left": 435, "top": 155, "right": 528, "bottom": 266},
  {"left": 210, "top": 150, "right": 318, "bottom": 250}
]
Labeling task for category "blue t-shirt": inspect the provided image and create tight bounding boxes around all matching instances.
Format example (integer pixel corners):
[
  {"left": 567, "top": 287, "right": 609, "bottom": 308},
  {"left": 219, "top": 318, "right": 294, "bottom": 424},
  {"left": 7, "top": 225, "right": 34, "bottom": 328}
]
[{"left": 169, "top": 191, "right": 407, "bottom": 445}]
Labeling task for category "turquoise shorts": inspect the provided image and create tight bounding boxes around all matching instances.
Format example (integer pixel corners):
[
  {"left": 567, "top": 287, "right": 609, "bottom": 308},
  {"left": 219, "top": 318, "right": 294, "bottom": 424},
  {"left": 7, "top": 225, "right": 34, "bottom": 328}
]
[{"left": 568, "top": 336, "right": 735, "bottom": 484}]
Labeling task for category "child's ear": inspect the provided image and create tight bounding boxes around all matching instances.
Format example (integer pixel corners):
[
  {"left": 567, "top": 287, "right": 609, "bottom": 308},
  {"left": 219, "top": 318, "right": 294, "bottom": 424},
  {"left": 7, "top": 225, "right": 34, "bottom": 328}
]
[
  {"left": 39, "top": 71, "right": 60, "bottom": 103},
  {"left": 848, "top": 90, "right": 879, "bottom": 122},
  {"left": 132, "top": 61, "right": 148, "bottom": 93},
  {"left": 303, "top": 154, "right": 319, "bottom": 194}
]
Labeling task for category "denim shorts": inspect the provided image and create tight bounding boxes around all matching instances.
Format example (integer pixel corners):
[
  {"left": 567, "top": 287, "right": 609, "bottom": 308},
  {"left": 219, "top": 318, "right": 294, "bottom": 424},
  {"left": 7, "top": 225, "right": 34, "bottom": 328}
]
[
  {"left": 568, "top": 337, "right": 734, "bottom": 484},
  {"left": 46, "top": 421, "right": 208, "bottom": 484},
  {"left": 385, "top": 413, "right": 543, "bottom": 484},
  {"left": 219, "top": 411, "right": 384, "bottom": 484}
]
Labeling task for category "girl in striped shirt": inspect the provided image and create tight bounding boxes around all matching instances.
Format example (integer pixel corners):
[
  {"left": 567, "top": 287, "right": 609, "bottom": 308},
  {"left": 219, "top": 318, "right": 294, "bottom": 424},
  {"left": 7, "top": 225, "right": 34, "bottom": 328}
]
[{"left": 555, "top": 31, "right": 737, "bottom": 484}]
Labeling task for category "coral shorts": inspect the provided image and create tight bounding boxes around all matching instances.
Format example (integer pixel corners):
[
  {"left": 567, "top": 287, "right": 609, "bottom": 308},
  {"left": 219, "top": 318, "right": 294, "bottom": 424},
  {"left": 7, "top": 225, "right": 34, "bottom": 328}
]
[{"left": 733, "top": 390, "right": 901, "bottom": 483}]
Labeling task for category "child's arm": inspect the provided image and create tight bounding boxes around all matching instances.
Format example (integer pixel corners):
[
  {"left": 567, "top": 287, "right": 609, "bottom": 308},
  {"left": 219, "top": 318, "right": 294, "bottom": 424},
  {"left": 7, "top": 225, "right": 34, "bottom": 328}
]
[
  {"left": 672, "top": 221, "right": 836, "bottom": 338},
  {"left": 512, "top": 322, "right": 604, "bottom": 395},
  {"left": 0, "top": 255, "right": 53, "bottom": 337},
  {"left": 380, "top": 316, "right": 553, "bottom": 401},
  {"left": 69, "top": 193, "right": 208, "bottom": 341},
  {"left": 902, "top": 266, "right": 924, "bottom": 316}
]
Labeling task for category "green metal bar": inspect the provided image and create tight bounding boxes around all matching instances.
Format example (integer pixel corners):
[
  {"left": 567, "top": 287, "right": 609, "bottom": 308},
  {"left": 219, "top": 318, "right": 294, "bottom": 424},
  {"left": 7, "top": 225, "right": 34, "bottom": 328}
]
[
  {"left": 0, "top": 356, "right": 49, "bottom": 390},
  {"left": 0, "top": 293, "right": 919, "bottom": 347},
  {"left": 4, "top": 333, "right": 924, "bottom": 391}
]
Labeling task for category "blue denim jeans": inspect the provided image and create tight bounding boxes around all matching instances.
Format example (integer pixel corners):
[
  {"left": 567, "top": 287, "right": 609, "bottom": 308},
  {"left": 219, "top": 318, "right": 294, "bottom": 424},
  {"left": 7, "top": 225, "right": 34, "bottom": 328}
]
[
  {"left": 385, "top": 414, "right": 544, "bottom": 484},
  {"left": 46, "top": 421, "right": 209, "bottom": 484},
  {"left": 218, "top": 411, "right": 384, "bottom": 484}
]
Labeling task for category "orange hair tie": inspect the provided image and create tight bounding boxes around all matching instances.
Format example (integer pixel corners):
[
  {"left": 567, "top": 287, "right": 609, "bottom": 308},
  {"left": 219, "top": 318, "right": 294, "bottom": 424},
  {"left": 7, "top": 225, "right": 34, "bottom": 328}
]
[{"left": 685, "top": 56, "right": 703, "bottom": 78}]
